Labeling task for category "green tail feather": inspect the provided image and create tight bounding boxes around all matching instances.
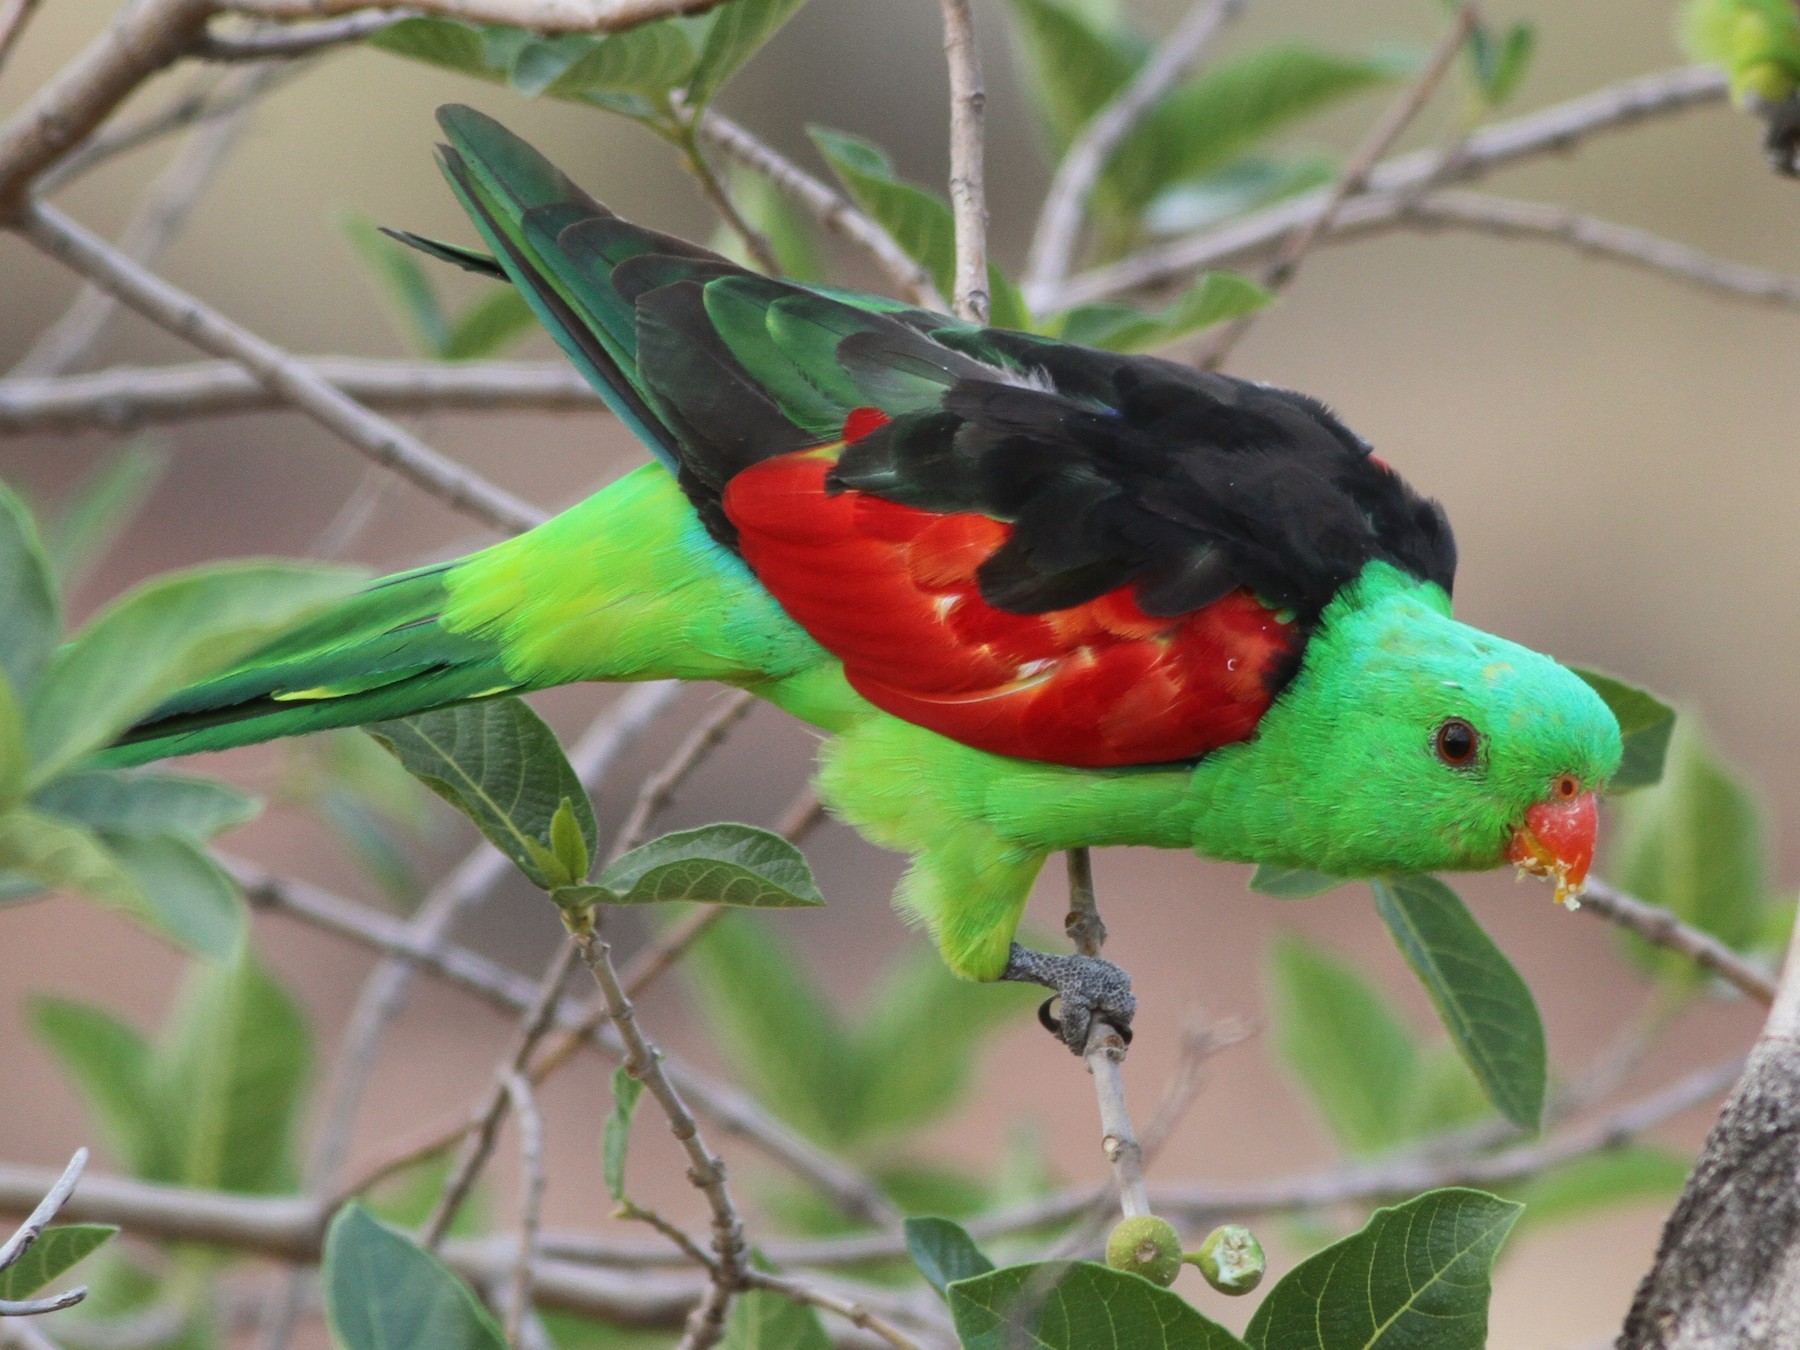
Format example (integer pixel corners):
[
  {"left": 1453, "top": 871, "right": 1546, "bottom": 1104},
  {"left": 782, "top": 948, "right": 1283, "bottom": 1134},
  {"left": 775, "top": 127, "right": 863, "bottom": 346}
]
[{"left": 96, "top": 564, "right": 517, "bottom": 768}]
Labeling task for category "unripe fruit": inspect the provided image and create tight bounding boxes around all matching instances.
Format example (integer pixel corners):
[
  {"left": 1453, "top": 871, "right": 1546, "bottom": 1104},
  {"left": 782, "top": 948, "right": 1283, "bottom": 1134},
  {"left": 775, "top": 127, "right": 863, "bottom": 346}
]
[
  {"left": 1188, "top": 1224, "right": 1266, "bottom": 1295},
  {"left": 1105, "top": 1215, "right": 1183, "bottom": 1287}
]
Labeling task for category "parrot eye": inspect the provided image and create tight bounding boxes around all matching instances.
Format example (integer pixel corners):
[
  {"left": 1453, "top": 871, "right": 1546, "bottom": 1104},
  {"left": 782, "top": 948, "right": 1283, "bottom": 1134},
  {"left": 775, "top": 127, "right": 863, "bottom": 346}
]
[
  {"left": 1551, "top": 772, "right": 1581, "bottom": 801},
  {"left": 1434, "top": 718, "right": 1479, "bottom": 767}
]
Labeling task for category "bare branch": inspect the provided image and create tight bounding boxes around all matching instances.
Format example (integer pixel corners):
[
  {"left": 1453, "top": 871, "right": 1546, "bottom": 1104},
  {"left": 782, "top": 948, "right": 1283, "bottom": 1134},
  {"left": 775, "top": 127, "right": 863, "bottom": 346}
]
[
  {"left": 0, "top": 0, "right": 45, "bottom": 73},
  {"left": 0, "top": 1151, "right": 90, "bottom": 1318},
  {"left": 1619, "top": 916, "right": 1800, "bottom": 1346},
  {"left": 1579, "top": 879, "right": 1778, "bottom": 1006},
  {"left": 695, "top": 111, "right": 946, "bottom": 310},
  {"left": 1195, "top": 1, "right": 1480, "bottom": 368},
  {"left": 1024, "top": 0, "right": 1245, "bottom": 298},
  {"left": 0, "top": 0, "right": 214, "bottom": 211},
  {"left": 937, "top": 0, "right": 988, "bottom": 323},
  {"left": 575, "top": 927, "right": 745, "bottom": 1350},
  {"left": 613, "top": 690, "right": 755, "bottom": 855},
  {"left": 0, "top": 357, "right": 602, "bottom": 433},
  {"left": 1051, "top": 64, "right": 1728, "bottom": 310},
  {"left": 13, "top": 65, "right": 283, "bottom": 380},
  {"left": 221, "top": 0, "right": 721, "bottom": 31},
  {"left": 670, "top": 103, "right": 782, "bottom": 278},
  {"left": 14, "top": 202, "right": 547, "bottom": 535},
  {"left": 196, "top": 10, "right": 406, "bottom": 58},
  {"left": 743, "top": 1271, "right": 927, "bottom": 1350},
  {"left": 502, "top": 1074, "right": 547, "bottom": 1350}
]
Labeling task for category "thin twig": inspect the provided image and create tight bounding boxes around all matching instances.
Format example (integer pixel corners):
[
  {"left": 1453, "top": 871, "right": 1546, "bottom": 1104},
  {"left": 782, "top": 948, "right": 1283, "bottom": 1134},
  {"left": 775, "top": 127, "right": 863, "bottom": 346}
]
[
  {"left": 695, "top": 111, "right": 945, "bottom": 310},
  {"left": 1024, "top": 0, "right": 1245, "bottom": 298},
  {"left": 575, "top": 927, "right": 746, "bottom": 1350},
  {"left": 669, "top": 105, "right": 781, "bottom": 277},
  {"left": 1195, "top": 1, "right": 1480, "bottom": 368},
  {"left": 0, "top": 0, "right": 215, "bottom": 211},
  {"left": 0, "top": 1150, "right": 90, "bottom": 1319},
  {"left": 223, "top": 0, "right": 721, "bottom": 30},
  {"left": 619, "top": 1203, "right": 717, "bottom": 1273},
  {"left": 0, "top": 0, "right": 45, "bottom": 73},
  {"left": 0, "top": 358, "right": 602, "bottom": 433},
  {"left": 1578, "top": 879, "right": 1777, "bottom": 1006},
  {"left": 424, "top": 944, "right": 579, "bottom": 1248},
  {"left": 743, "top": 1271, "right": 927, "bottom": 1350},
  {"left": 502, "top": 1074, "right": 547, "bottom": 1350},
  {"left": 15, "top": 202, "right": 546, "bottom": 536},
  {"left": 195, "top": 10, "right": 407, "bottom": 58},
  {"left": 1052, "top": 64, "right": 1728, "bottom": 310},
  {"left": 13, "top": 65, "right": 285, "bottom": 380},
  {"left": 938, "top": 0, "right": 989, "bottom": 323},
  {"left": 613, "top": 690, "right": 755, "bottom": 854}
]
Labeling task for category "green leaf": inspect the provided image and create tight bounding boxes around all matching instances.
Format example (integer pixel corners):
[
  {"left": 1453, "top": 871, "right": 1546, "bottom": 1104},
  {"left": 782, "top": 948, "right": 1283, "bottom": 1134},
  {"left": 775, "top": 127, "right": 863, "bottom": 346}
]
[
  {"left": 1572, "top": 668, "right": 1676, "bottom": 791},
  {"left": 1055, "top": 271, "right": 1271, "bottom": 352},
  {"left": 684, "top": 912, "right": 858, "bottom": 1146},
  {"left": 807, "top": 127, "right": 1028, "bottom": 324},
  {"left": 602, "top": 1064, "right": 643, "bottom": 1203},
  {"left": 721, "top": 1285, "right": 832, "bottom": 1350},
  {"left": 39, "top": 444, "right": 167, "bottom": 592},
  {"left": 1607, "top": 720, "right": 1765, "bottom": 987},
  {"left": 0, "top": 673, "right": 26, "bottom": 807},
  {"left": 547, "top": 797, "right": 592, "bottom": 888},
  {"left": 365, "top": 16, "right": 493, "bottom": 78},
  {"left": 367, "top": 697, "right": 598, "bottom": 891},
  {"left": 1244, "top": 1188, "right": 1519, "bottom": 1350},
  {"left": 1470, "top": 21, "right": 1535, "bottom": 108},
  {"left": 152, "top": 947, "right": 311, "bottom": 1192},
  {"left": 442, "top": 285, "right": 537, "bottom": 361},
  {"left": 712, "top": 164, "right": 827, "bottom": 283},
  {"left": 104, "top": 831, "right": 245, "bottom": 962},
  {"left": 1270, "top": 936, "right": 1420, "bottom": 1155},
  {"left": 1398, "top": 1044, "right": 1492, "bottom": 1139},
  {"left": 1248, "top": 865, "right": 1345, "bottom": 899},
  {"left": 1145, "top": 155, "right": 1336, "bottom": 236},
  {"left": 0, "top": 1224, "right": 117, "bottom": 1300},
  {"left": 343, "top": 212, "right": 451, "bottom": 357},
  {"left": 1510, "top": 1146, "right": 1690, "bottom": 1232},
  {"left": 1371, "top": 876, "right": 1546, "bottom": 1132},
  {"left": 0, "top": 806, "right": 144, "bottom": 919},
  {"left": 27, "top": 561, "right": 361, "bottom": 787},
  {"left": 536, "top": 23, "right": 700, "bottom": 100},
  {"left": 905, "top": 1217, "right": 993, "bottom": 1299},
  {"left": 588, "top": 822, "right": 822, "bottom": 908},
  {"left": 28, "top": 997, "right": 162, "bottom": 1177},
  {"left": 324, "top": 1205, "right": 505, "bottom": 1350},
  {"left": 685, "top": 0, "right": 810, "bottom": 107},
  {"left": 848, "top": 948, "right": 1037, "bottom": 1140},
  {"left": 1002, "top": 0, "right": 1143, "bottom": 151},
  {"left": 539, "top": 1311, "right": 672, "bottom": 1350},
  {"left": 950, "top": 1261, "right": 1250, "bottom": 1349},
  {"left": 34, "top": 771, "right": 259, "bottom": 842},
  {"left": 0, "top": 479, "right": 60, "bottom": 699}
]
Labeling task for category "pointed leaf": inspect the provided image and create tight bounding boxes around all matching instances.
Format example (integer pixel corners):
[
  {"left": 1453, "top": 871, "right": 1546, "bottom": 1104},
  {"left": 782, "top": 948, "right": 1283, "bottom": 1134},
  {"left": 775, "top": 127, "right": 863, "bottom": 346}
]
[
  {"left": 905, "top": 1217, "right": 993, "bottom": 1299},
  {"left": 367, "top": 697, "right": 598, "bottom": 891},
  {"left": 324, "top": 1205, "right": 505, "bottom": 1350},
  {"left": 1398, "top": 1044, "right": 1491, "bottom": 1139},
  {"left": 721, "top": 1285, "right": 832, "bottom": 1350},
  {"left": 27, "top": 561, "right": 361, "bottom": 786},
  {"left": 1572, "top": 668, "right": 1675, "bottom": 791},
  {"left": 152, "top": 948, "right": 311, "bottom": 1192},
  {"left": 1510, "top": 1146, "right": 1690, "bottom": 1232},
  {"left": 536, "top": 23, "right": 700, "bottom": 99},
  {"left": 442, "top": 285, "right": 537, "bottom": 360},
  {"left": 1248, "top": 865, "right": 1345, "bottom": 899},
  {"left": 950, "top": 1261, "right": 1250, "bottom": 1349},
  {"left": 104, "top": 831, "right": 245, "bottom": 962},
  {"left": 592, "top": 823, "right": 822, "bottom": 907},
  {"left": 39, "top": 443, "right": 167, "bottom": 591},
  {"left": 712, "top": 164, "right": 827, "bottom": 283},
  {"left": 548, "top": 797, "right": 592, "bottom": 887},
  {"left": 0, "top": 806, "right": 144, "bottom": 918},
  {"left": 602, "top": 1064, "right": 643, "bottom": 1203},
  {"left": 686, "top": 0, "right": 810, "bottom": 107},
  {"left": 1607, "top": 720, "right": 1765, "bottom": 986},
  {"left": 1145, "top": 155, "right": 1336, "bottom": 236},
  {"left": 0, "top": 1224, "right": 117, "bottom": 1300},
  {"left": 0, "top": 673, "right": 25, "bottom": 807},
  {"left": 1270, "top": 936, "right": 1420, "bottom": 1155},
  {"left": 1057, "top": 272, "right": 1271, "bottom": 352},
  {"left": 0, "top": 480, "right": 59, "bottom": 698},
  {"left": 28, "top": 997, "right": 163, "bottom": 1177},
  {"left": 1245, "top": 1189, "right": 1519, "bottom": 1350},
  {"left": 365, "top": 16, "right": 494, "bottom": 78},
  {"left": 1002, "top": 0, "right": 1142, "bottom": 151},
  {"left": 1371, "top": 876, "right": 1545, "bottom": 1131},
  {"left": 34, "top": 771, "right": 259, "bottom": 842}
]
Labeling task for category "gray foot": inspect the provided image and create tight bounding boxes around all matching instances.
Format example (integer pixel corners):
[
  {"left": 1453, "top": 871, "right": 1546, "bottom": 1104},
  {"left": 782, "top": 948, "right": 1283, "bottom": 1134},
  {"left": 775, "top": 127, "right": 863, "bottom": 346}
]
[{"left": 1002, "top": 943, "right": 1136, "bottom": 1054}]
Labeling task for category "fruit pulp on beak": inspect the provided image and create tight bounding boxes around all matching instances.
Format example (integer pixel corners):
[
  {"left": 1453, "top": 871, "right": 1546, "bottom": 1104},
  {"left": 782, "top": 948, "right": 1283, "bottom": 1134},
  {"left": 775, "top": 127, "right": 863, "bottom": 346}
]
[{"left": 1508, "top": 792, "right": 1598, "bottom": 910}]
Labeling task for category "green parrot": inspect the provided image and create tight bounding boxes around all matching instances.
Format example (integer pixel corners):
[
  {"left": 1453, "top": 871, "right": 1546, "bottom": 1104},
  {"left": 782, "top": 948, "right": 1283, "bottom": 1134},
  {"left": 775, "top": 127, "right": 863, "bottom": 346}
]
[{"left": 99, "top": 106, "right": 1622, "bottom": 1048}]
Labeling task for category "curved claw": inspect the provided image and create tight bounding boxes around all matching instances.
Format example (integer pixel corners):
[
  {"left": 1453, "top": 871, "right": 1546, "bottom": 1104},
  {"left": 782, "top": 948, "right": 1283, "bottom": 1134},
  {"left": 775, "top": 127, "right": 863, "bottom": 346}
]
[{"left": 1004, "top": 944, "right": 1137, "bottom": 1054}]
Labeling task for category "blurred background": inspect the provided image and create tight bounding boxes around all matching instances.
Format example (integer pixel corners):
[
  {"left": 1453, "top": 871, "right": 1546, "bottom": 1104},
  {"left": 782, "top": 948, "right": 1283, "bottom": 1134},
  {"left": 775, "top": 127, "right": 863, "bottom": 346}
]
[{"left": 3, "top": 0, "right": 1798, "bottom": 1344}]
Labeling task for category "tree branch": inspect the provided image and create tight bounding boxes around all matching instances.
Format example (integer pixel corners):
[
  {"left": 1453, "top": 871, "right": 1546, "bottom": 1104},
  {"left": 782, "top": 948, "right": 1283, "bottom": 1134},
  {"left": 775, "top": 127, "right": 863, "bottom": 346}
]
[
  {"left": 1578, "top": 878, "right": 1778, "bottom": 1006},
  {"left": 0, "top": 358, "right": 603, "bottom": 432},
  {"left": 14, "top": 202, "right": 547, "bottom": 535},
  {"left": 937, "top": 0, "right": 989, "bottom": 323},
  {"left": 221, "top": 0, "right": 722, "bottom": 31},
  {"left": 195, "top": 10, "right": 405, "bottom": 59},
  {"left": 1023, "top": 0, "right": 1245, "bottom": 298},
  {"left": 1194, "top": 1, "right": 1480, "bottom": 368},
  {"left": 1050, "top": 64, "right": 1728, "bottom": 309}
]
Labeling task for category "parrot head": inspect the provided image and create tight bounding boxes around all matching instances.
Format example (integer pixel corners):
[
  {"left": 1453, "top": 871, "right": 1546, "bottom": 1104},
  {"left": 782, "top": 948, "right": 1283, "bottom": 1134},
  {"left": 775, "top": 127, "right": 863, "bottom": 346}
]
[{"left": 1195, "top": 562, "right": 1623, "bottom": 902}]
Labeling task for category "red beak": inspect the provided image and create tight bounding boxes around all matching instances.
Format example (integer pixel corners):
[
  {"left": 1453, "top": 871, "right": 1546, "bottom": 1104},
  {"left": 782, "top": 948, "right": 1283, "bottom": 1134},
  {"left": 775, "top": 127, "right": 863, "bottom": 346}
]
[{"left": 1507, "top": 792, "right": 1598, "bottom": 909}]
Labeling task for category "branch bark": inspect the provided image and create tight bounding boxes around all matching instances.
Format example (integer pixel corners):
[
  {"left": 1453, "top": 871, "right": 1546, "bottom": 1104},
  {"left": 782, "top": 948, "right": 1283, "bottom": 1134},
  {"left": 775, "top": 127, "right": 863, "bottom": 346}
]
[
  {"left": 220, "top": 0, "right": 722, "bottom": 31},
  {"left": 938, "top": 0, "right": 989, "bottom": 323}
]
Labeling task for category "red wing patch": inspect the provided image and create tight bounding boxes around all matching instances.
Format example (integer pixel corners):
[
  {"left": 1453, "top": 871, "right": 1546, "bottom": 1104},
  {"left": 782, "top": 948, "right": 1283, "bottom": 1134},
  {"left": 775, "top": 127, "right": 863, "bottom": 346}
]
[{"left": 722, "top": 450, "right": 1299, "bottom": 767}]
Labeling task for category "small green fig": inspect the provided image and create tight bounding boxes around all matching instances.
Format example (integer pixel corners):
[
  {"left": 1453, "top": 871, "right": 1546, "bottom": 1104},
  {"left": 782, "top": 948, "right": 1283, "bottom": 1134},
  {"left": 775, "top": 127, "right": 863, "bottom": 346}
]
[
  {"left": 1187, "top": 1224, "right": 1266, "bottom": 1295},
  {"left": 1105, "top": 1214, "right": 1183, "bottom": 1287}
]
